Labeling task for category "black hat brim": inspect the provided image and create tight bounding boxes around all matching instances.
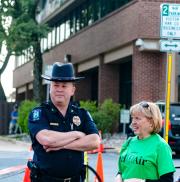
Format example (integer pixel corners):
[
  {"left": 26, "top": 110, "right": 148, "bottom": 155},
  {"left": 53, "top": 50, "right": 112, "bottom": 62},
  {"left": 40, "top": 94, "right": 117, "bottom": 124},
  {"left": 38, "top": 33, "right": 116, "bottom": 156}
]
[{"left": 41, "top": 74, "right": 84, "bottom": 82}]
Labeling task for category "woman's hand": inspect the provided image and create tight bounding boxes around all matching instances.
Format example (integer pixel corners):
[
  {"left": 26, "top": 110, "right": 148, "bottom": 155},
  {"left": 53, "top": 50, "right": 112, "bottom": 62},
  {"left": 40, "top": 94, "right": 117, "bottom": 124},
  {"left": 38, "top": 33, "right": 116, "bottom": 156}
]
[{"left": 115, "top": 174, "right": 123, "bottom": 182}]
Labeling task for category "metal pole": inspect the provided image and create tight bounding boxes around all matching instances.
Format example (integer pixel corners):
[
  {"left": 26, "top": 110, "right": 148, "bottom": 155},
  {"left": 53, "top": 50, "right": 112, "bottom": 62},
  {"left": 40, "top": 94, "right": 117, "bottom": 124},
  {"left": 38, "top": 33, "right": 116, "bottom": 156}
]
[
  {"left": 123, "top": 123, "right": 126, "bottom": 136},
  {"left": 164, "top": 52, "right": 172, "bottom": 143}
]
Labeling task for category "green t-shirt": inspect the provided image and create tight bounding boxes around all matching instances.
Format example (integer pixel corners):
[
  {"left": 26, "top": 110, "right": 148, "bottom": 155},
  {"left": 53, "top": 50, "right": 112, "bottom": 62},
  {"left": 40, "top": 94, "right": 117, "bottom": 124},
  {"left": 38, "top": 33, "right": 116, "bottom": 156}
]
[{"left": 118, "top": 134, "right": 175, "bottom": 180}]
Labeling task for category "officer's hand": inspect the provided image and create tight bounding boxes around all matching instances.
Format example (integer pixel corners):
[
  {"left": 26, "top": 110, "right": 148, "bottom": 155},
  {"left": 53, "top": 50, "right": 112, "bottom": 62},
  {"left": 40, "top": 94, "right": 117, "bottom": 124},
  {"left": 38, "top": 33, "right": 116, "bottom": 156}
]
[{"left": 43, "top": 145, "right": 64, "bottom": 152}]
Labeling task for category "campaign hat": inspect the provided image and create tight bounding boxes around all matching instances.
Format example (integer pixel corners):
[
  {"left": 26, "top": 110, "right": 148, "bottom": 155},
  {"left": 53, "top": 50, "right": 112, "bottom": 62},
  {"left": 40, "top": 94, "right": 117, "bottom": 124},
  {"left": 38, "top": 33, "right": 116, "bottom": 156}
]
[{"left": 41, "top": 62, "right": 84, "bottom": 82}]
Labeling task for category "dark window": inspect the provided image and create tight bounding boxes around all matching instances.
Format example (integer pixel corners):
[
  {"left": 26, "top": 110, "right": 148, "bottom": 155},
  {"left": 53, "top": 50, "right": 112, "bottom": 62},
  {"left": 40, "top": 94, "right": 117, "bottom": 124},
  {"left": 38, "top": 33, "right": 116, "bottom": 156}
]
[{"left": 119, "top": 60, "right": 132, "bottom": 109}]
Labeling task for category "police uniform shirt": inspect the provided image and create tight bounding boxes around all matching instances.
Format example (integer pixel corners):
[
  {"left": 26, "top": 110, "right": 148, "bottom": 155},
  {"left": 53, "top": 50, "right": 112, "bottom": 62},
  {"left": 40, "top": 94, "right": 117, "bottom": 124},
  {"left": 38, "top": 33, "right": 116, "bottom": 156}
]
[{"left": 28, "top": 101, "right": 99, "bottom": 178}]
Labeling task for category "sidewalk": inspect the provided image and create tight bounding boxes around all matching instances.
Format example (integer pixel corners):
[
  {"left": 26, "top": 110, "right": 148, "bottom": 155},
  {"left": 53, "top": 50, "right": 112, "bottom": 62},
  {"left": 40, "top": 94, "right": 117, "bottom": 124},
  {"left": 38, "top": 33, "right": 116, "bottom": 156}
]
[
  {"left": 0, "top": 134, "right": 31, "bottom": 152},
  {"left": 102, "top": 133, "right": 127, "bottom": 153}
]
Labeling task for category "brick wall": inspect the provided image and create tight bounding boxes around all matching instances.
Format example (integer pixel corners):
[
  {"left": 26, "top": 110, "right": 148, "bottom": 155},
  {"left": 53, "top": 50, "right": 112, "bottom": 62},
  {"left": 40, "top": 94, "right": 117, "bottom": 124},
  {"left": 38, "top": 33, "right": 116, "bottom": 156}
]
[
  {"left": 99, "top": 59, "right": 119, "bottom": 103},
  {"left": 75, "top": 76, "right": 92, "bottom": 101},
  {"left": 132, "top": 46, "right": 166, "bottom": 104}
]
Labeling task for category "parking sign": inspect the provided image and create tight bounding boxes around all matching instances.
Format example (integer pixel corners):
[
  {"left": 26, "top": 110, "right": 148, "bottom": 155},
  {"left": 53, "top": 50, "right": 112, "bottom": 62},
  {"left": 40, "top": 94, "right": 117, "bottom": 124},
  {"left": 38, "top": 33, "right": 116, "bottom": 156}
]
[{"left": 160, "top": 4, "right": 180, "bottom": 39}]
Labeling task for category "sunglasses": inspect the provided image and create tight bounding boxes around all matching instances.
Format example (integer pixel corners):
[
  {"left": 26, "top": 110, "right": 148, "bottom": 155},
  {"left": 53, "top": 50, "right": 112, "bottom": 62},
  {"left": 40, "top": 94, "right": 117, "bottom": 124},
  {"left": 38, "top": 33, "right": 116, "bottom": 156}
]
[{"left": 139, "top": 101, "right": 151, "bottom": 112}]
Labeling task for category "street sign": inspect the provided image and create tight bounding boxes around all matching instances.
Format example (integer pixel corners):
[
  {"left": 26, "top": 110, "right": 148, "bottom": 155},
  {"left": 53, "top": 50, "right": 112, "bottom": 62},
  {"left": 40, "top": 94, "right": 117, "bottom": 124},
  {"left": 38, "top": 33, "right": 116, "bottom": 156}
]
[
  {"left": 120, "top": 109, "right": 130, "bottom": 124},
  {"left": 160, "top": 39, "right": 180, "bottom": 52},
  {"left": 160, "top": 3, "right": 180, "bottom": 39}
]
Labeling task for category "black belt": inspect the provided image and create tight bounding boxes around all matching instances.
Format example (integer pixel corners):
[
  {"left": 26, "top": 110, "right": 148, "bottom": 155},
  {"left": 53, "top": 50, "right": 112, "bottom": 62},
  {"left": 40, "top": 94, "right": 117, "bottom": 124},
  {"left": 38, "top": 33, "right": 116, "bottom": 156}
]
[{"left": 40, "top": 173, "right": 81, "bottom": 182}]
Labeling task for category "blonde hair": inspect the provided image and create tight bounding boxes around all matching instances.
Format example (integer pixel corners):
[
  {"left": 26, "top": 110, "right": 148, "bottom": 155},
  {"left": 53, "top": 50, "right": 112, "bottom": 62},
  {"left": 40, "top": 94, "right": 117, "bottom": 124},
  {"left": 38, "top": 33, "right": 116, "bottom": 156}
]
[{"left": 130, "top": 101, "right": 162, "bottom": 133}]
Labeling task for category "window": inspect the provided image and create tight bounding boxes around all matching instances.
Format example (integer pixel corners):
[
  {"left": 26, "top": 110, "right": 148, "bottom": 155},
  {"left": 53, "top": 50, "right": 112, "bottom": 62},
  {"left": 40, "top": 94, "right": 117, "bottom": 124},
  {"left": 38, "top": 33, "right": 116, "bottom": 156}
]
[
  {"left": 65, "top": 19, "right": 70, "bottom": 39},
  {"left": 56, "top": 26, "right": 60, "bottom": 44},
  {"left": 60, "top": 22, "right": 65, "bottom": 42},
  {"left": 47, "top": 32, "right": 52, "bottom": 49},
  {"left": 52, "top": 27, "right": 56, "bottom": 47},
  {"left": 69, "top": 12, "right": 75, "bottom": 35}
]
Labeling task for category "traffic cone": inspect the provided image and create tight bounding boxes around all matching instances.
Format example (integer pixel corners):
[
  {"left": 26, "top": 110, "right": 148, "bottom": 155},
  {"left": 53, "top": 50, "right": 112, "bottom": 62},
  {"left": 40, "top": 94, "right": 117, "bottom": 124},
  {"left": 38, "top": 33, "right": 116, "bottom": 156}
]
[
  {"left": 94, "top": 152, "right": 104, "bottom": 182},
  {"left": 23, "top": 146, "right": 33, "bottom": 182},
  {"left": 23, "top": 166, "right": 31, "bottom": 182},
  {"left": 98, "top": 130, "right": 104, "bottom": 153},
  {"left": 87, "top": 130, "right": 104, "bottom": 154}
]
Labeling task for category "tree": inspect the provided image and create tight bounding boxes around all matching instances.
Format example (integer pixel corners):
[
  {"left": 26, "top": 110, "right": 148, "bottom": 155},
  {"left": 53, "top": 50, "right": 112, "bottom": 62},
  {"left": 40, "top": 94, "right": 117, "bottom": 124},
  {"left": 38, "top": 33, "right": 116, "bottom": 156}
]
[{"left": 0, "top": 0, "right": 50, "bottom": 102}]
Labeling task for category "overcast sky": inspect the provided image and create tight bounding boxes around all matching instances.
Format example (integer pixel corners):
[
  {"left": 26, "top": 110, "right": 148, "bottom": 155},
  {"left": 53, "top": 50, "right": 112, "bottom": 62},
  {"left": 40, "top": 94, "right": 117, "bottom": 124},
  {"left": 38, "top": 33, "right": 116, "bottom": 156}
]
[{"left": 1, "top": 57, "right": 15, "bottom": 98}]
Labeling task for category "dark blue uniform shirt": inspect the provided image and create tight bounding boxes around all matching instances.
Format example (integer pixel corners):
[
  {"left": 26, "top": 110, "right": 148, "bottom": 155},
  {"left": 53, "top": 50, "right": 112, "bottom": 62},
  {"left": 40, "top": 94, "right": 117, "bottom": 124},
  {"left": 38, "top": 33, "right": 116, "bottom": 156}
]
[{"left": 28, "top": 101, "right": 99, "bottom": 178}]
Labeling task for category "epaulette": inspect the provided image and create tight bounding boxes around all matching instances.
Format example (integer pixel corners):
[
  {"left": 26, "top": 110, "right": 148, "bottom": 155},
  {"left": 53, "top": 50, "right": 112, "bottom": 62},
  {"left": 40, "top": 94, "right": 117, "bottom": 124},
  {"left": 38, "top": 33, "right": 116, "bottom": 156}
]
[
  {"left": 40, "top": 101, "right": 50, "bottom": 108},
  {"left": 71, "top": 104, "right": 78, "bottom": 110}
]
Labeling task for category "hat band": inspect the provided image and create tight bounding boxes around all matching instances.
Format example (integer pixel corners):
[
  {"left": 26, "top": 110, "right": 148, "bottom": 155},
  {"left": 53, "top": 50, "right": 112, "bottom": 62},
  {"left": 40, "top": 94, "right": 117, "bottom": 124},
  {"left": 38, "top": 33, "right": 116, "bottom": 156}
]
[{"left": 51, "top": 76, "right": 77, "bottom": 81}]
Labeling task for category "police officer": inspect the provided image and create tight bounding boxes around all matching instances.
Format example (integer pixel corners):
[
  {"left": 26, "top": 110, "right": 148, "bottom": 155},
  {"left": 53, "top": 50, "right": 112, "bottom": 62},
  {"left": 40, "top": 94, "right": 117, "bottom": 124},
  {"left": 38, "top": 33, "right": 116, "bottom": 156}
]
[{"left": 28, "top": 62, "right": 100, "bottom": 182}]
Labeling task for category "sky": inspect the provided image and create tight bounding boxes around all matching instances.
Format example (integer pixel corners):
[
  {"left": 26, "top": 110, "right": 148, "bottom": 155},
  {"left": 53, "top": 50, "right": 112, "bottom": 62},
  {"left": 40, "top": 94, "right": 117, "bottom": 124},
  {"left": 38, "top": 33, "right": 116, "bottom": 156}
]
[{"left": 1, "top": 56, "right": 15, "bottom": 99}]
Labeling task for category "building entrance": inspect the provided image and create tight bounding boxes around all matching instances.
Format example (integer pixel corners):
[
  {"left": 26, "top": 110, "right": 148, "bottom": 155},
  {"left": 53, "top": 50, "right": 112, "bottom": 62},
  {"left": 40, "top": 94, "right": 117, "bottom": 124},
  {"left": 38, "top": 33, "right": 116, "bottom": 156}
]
[{"left": 119, "top": 60, "right": 132, "bottom": 109}]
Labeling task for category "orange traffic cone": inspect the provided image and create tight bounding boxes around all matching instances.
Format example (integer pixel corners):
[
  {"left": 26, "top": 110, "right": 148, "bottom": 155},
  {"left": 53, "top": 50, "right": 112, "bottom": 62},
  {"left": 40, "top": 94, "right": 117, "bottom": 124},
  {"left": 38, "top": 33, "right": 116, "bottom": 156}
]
[
  {"left": 23, "top": 146, "right": 33, "bottom": 182},
  {"left": 94, "top": 152, "right": 104, "bottom": 182},
  {"left": 98, "top": 130, "right": 104, "bottom": 153},
  {"left": 23, "top": 166, "right": 31, "bottom": 182},
  {"left": 88, "top": 130, "right": 104, "bottom": 154}
]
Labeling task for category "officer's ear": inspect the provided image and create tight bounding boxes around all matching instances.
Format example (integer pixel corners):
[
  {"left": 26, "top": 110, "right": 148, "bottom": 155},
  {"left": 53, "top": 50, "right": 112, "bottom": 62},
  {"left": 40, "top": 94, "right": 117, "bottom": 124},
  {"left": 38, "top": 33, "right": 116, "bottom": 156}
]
[{"left": 72, "top": 83, "right": 76, "bottom": 94}]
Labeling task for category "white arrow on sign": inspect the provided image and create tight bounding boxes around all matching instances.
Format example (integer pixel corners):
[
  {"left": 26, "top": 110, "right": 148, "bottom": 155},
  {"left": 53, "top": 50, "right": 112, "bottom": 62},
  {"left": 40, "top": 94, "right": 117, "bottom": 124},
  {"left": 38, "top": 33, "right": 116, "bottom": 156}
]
[{"left": 160, "top": 39, "right": 180, "bottom": 52}]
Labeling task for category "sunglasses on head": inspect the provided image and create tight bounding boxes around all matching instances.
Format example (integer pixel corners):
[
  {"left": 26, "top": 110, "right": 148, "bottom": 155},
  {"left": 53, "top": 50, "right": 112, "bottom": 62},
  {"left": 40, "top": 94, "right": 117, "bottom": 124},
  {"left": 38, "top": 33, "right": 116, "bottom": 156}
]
[
  {"left": 139, "top": 101, "right": 153, "bottom": 114},
  {"left": 139, "top": 101, "right": 150, "bottom": 108}
]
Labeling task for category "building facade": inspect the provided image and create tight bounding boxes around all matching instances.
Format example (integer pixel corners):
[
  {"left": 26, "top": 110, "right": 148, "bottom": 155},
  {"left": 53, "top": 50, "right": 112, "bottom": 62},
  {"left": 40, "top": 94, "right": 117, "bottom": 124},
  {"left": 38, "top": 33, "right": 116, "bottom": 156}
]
[{"left": 13, "top": 0, "right": 180, "bottom": 108}]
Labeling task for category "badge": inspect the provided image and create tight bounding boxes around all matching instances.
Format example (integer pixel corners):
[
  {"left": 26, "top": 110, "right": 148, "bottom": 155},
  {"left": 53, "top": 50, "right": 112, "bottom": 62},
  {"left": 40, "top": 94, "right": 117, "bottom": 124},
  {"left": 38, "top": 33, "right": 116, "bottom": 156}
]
[
  {"left": 72, "top": 116, "right": 81, "bottom": 126},
  {"left": 32, "top": 109, "right": 41, "bottom": 121}
]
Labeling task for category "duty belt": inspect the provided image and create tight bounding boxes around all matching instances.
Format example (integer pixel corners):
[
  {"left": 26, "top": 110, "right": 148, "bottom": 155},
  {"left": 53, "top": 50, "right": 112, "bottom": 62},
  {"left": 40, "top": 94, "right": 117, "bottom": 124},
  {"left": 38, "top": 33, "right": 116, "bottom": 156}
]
[
  {"left": 40, "top": 173, "right": 80, "bottom": 182},
  {"left": 63, "top": 178, "right": 71, "bottom": 182}
]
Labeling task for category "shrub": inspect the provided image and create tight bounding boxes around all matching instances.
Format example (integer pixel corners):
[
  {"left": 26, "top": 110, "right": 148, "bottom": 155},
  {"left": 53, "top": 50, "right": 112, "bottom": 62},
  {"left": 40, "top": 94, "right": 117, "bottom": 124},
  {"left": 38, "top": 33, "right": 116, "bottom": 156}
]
[
  {"left": 95, "top": 99, "right": 120, "bottom": 133},
  {"left": 18, "top": 100, "right": 39, "bottom": 133},
  {"left": 79, "top": 100, "right": 97, "bottom": 113},
  {"left": 80, "top": 99, "right": 121, "bottom": 134}
]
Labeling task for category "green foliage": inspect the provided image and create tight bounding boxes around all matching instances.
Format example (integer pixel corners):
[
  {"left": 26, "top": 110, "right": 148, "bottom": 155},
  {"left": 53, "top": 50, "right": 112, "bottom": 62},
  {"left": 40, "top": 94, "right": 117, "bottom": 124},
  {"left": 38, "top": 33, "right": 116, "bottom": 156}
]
[
  {"left": 2, "top": 0, "right": 50, "bottom": 54},
  {"left": 96, "top": 99, "right": 120, "bottom": 133},
  {"left": 80, "top": 99, "right": 121, "bottom": 134},
  {"left": 79, "top": 100, "right": 97, "bottom": 113},
  {"left": 0, "top": 0, "right": 50, "bottom": 101},
  {"left": 18, "top": 100, "right": 39, "bottom": 133}
]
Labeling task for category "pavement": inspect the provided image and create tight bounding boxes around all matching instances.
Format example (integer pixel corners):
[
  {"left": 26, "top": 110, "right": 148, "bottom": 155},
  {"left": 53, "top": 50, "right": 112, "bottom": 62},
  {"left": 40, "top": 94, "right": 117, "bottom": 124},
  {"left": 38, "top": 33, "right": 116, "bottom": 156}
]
[
  {"left": 0, "top": 134, "right": 31, "bottom": 152},
  {"left": 102, "top": 133, "right": 127, "bottom": 153},
  {"left": 0, "top": 132, "right": 127, "bottom": 153}
]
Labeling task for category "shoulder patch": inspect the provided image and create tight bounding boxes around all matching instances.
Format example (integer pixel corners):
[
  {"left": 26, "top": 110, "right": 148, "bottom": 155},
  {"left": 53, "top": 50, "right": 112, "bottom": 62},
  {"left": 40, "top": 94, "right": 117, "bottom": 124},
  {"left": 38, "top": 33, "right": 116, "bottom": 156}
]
[{"left": 32, "top": 109, "right": 41, "bottom": 121}]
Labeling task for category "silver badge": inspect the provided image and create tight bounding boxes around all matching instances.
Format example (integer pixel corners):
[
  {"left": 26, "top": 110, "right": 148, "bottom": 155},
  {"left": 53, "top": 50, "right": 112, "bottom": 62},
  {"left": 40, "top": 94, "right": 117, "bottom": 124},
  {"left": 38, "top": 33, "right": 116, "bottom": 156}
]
[{"left": 72, "top": 116, "right": 81, "bottom": 126}]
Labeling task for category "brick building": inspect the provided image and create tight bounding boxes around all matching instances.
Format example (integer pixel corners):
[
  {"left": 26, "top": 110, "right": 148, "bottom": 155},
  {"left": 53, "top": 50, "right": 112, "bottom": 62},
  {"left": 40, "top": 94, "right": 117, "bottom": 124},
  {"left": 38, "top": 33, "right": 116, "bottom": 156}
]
[{"left": 13, "top": 0, "right": 180, "bottom": 108}]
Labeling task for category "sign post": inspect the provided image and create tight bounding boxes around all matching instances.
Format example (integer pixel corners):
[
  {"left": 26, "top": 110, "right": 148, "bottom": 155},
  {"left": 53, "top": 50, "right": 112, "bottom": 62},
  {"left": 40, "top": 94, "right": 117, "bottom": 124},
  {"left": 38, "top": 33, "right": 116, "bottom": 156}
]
[
  {"left": 160, "top": 3, "right": 180, "bottom": 142},
  {"left": 164, "top": 53, "right": 172, "bottom": 142}
]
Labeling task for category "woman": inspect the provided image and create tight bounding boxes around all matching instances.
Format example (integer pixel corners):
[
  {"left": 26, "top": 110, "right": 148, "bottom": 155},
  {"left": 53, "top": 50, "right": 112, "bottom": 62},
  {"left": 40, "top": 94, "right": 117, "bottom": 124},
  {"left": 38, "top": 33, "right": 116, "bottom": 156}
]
[{"left": 116, "top": 101, "right": 175, "bottom": 182}]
